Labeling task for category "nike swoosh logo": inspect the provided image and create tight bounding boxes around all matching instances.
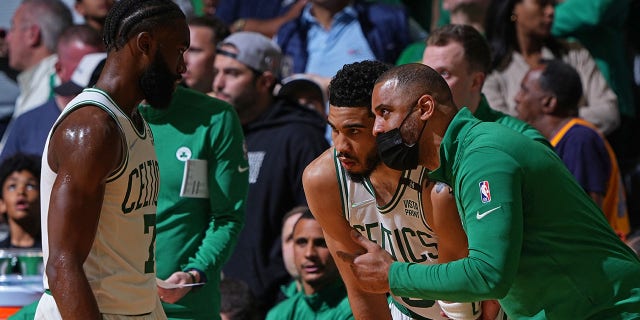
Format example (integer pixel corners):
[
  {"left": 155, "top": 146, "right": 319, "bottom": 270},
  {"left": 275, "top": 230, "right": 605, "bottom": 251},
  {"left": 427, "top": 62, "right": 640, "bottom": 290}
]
[
  {"left": 351, "top": 199, "right": 375, "bottom": 208},
  {"left": 476, "top": 206, "right": 501, "bottom": 220},
  {"left": 237, "top": 165, "right": 249, "bottom": 173}
]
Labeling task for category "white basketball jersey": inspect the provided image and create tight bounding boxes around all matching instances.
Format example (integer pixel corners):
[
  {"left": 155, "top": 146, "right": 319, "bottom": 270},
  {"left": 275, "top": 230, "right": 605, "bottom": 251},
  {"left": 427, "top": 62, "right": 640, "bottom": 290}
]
[
  {"left": 40, "top": 88, "right": 160, "bottom": 315},
  {"left": 334, "top": 150, "right": 443, "bottom": 319}
]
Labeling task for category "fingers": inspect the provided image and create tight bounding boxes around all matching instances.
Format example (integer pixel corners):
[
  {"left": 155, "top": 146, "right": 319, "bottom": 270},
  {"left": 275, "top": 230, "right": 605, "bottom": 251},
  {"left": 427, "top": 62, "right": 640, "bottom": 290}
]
[
  {"left": 349, "top": 229, "right": 379, "bottom": 251},
  {"left": 336, "top": 250, "right": 358, "bottom": 264}
]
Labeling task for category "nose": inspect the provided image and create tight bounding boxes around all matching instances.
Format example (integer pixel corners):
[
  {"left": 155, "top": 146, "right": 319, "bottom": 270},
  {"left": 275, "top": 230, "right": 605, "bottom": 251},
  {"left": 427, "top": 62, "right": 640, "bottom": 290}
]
[
  {"left": 213, "top": 73, "right": 224, "bottom": 92},
  {"left": 332, "top": 134, "right": 350, "bottom": 155},
  {"left": 372, "top": 118, "right": 385, "bottom": 137},
  {"left": 304, "top": 243, "right": 317, "bottom": 258}
]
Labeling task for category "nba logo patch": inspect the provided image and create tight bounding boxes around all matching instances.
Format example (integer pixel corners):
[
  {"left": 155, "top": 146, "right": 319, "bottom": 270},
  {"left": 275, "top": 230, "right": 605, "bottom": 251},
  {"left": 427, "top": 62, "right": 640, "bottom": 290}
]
[{"left": 479, "top": 181, "right": 491, "bottom": 203}]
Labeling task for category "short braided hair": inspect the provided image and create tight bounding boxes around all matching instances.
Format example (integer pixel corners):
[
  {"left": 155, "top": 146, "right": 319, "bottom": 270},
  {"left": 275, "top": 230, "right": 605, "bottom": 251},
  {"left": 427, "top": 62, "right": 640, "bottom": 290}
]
[{"left": 103, "top": 0, "right": 186, "bottom": 51}]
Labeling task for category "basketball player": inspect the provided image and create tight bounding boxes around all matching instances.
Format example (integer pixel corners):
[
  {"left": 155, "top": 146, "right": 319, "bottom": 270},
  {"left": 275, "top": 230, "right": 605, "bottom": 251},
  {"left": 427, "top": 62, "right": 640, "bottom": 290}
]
[{"left": 35, "top": 0, "right": 189, "bottom": 318}]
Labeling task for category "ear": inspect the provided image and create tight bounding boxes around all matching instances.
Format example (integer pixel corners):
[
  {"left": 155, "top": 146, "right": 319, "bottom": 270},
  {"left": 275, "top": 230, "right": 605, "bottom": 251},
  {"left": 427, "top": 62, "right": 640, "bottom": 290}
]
[
  {"left": 26, "top": 24, "right": 41, "bottom": 47},
  {"left": 471, "top": 72, "right": 485, "bottom": 92},
  {"left": 54, "top": 60, "right": 62, "bottom": 75},
  {"left": 135, "top": 32, "right": 153, "bottom": 57},
  {"left": 417, "top": 94, "right": 435, "bottom": 121},
  {"left": 257, "top": 71, "right": 277, "bottom": 93},
  {"left": 541, "top": 95, "right": 557, "bottom": 114}
]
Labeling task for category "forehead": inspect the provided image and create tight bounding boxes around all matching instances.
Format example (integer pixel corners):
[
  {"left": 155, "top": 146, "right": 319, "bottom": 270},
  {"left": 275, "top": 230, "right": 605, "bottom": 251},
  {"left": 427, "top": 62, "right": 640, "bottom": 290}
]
[
  {"left": 293, "top": 218, "right": 323, "bottom": 237},
  {"left": 215, "top": 49, "right": 250, "bottom": 70},
  {"left": 5, "top": 170, "right": 38, "bottom": 182},
  {"left": 372, "top": 79, "right": 410, "bottom": 109},
  {"left": 522, "top": 68, "right": 543, "bottom": 87},
  {"left": 422, "top": 42, "right": 466, "bottom": 69},
  {"left": 328, "top": 106, "right": 373, "bottom": 126},
  {"left": 188, "top": 25, "right": 214, "bottom": 40}
]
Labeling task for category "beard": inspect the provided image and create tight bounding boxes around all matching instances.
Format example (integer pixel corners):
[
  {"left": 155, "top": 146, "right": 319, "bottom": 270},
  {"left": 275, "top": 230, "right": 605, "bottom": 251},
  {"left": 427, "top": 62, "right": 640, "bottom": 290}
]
[
  {"left": 343, "top": 150, "right": 380, "bottom": 183},
  {"left": 140, "top": 50, "right": 179, "bottom": 110}
]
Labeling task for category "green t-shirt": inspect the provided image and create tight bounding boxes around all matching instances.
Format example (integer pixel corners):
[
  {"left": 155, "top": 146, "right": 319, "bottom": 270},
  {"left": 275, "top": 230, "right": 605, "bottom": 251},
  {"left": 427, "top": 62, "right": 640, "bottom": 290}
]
[
  {"left": 266, "top": 280, "right": 354, "bottom": 320},
  {"left": 139, "top": 86, "right": 249, "bottom": 320},
  {"left": 389, "top": 108, "right": 640, "bottom": 318}
]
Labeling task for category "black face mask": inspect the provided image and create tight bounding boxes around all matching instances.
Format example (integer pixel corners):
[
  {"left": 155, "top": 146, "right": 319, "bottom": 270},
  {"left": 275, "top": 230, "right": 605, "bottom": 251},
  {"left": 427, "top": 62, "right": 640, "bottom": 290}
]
[{"left": 376, "top": 103, "right": 427, "bottom": 171}]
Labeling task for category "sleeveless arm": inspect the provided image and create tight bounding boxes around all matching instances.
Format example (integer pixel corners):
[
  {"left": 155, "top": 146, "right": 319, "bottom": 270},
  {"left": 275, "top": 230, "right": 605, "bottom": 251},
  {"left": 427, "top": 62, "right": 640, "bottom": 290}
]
[
  {"left": 45, "top": 106, "right": 124, "bottom": 319},
  {"left": 303, "top": 150, "right": 392, "bottom": 320}
]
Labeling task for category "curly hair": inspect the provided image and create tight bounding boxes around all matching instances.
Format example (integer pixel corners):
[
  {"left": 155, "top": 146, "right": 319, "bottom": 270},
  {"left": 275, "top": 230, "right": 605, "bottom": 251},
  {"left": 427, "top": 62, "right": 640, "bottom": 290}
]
[
  {"left": 329, "top": 60, "right": 391, "bottom": 110},
  {"left": 0, "top": 153, "right": 41, "bottom": 199},
  {"left": 103, "top": 0, "right": 185, "bottom": 51}
]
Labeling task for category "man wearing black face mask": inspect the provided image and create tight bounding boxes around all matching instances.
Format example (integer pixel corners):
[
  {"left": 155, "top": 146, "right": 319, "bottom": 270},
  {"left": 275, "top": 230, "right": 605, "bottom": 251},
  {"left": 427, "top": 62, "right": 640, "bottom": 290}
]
[
  {"left": 338, "top": 63, "right": 640, "bottom": 319},
  {"left": 375, "top": 97, "right": 428, "bottom": 171}
]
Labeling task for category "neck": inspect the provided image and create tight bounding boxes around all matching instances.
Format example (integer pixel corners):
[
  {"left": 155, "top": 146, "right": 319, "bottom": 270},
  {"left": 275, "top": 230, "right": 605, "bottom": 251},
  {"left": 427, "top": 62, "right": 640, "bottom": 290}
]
[
  {"left": 22, "top": 49, "right": 53, "bottom": 72},
  {"left": 450, "top": 9, "right": 485, "bottom": 34},
  {"left": 238, "top": 94, "right": 273, "bottom": 126},
  {"left": 420, "top": 107, "right": 456, "bottom": 170},
  {"left": 93, "top": 58, "right": 145, "bottom": 117},
  {"left": 465, "top": 94, "right": 482, "bottom": 114},
  {"left": 370, "top": 166, "right": 403, "bottom": 206},
  {"left": 311, "top": 2, "right": 347, "bottom": 29},
  {"left": 537, "top": 115, "right": 572, "bottom": 140},
  {"left": 8, "top": 218, "right": 38, "bottom": 248},
  {"left": 515, "top": 28, "right": 543, "bottom": 61}
]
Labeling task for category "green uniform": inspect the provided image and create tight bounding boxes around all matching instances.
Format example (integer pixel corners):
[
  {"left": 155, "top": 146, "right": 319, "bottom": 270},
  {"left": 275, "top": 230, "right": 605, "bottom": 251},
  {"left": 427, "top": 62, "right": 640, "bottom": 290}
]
[
  {"left": 389, "top": 108, "right": 640, "bottom": 319},
  {"left": 473, "top": 94, "right": 549, "bottom": 147},
  {"left": 266, "top": 281, "right": 353, "bottom": 320},
  {"left": 140, "top": 86, "right": 249, "bottom": 320}
]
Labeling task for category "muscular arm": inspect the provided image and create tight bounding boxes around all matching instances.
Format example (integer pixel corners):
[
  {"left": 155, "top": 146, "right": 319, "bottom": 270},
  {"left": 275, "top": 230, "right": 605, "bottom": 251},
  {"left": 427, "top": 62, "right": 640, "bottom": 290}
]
[
  {"left": 303, "top": 150, "right": 392, "bottom": 320},
  {"left": 46, "top": 106, "right": 123, "bottom": 319}
]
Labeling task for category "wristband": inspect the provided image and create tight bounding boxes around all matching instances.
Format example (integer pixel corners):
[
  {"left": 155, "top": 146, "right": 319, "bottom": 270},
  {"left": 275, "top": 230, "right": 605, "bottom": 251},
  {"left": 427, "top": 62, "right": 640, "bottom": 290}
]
[{"left": 186, "top": 270, "right": 197, "bottom": 284}]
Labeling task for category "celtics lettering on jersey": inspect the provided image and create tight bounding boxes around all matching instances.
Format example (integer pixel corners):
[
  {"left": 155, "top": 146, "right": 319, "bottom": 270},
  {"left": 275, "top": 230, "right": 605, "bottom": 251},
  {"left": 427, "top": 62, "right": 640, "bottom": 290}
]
[
  {"left": 121, "top": 159, "right": 160, "bottom": 273},
  {"left": 122, "top": 160, "right": 160, "bottom": 213}
]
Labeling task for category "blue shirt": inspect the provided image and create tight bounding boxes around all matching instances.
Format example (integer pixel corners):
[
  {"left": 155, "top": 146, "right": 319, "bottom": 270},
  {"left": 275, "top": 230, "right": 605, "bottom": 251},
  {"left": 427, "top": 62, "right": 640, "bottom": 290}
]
[
  {"left": 215, "top": 0, "right": 294, "bottom": 25},
  {"left": 303, "top": 5, "right": 376, "bottom": 77},
  {"left": 0, "top": 98, "right": 61, "bottom": 161}
]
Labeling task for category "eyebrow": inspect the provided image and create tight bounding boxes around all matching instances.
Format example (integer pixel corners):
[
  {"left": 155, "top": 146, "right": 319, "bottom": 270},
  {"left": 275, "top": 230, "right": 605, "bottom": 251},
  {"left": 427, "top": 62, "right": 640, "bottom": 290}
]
[{"left": 373, "top": 103, "right": 388, "bottom": 113}]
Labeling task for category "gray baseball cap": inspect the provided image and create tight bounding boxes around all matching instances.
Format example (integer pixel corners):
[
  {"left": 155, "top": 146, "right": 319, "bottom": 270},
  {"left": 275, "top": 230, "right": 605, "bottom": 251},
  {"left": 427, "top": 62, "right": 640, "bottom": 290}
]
[{"left": 217, "top": 31, "right": 283, "bottom": 78}]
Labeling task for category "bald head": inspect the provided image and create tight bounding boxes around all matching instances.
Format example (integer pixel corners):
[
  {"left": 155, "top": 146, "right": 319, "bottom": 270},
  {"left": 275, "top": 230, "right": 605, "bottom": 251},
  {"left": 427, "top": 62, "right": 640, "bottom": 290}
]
[{"left": 375, "top": 63, "right": 456, "bottom": 108}]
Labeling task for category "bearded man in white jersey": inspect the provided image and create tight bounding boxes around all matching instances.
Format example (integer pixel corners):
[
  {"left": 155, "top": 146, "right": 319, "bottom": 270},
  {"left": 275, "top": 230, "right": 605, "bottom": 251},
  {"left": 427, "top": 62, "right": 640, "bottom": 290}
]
[
  {"left": 303, "top": 61, "right": 501, "bottom": 320},
  {"left": 35, "top": 0, "right": 189, "bottom": 319}
]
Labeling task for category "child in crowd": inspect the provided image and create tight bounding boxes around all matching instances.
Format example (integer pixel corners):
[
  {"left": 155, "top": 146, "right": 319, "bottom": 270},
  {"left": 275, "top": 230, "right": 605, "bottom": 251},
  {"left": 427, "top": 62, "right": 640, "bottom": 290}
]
[{"left": 0, "top": 153, "right": 41, "bottom": 249}]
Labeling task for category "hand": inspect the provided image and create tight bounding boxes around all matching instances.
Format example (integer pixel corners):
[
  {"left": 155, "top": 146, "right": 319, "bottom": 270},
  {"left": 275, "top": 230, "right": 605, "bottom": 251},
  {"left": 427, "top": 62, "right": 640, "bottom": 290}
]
[
  {"left": 480, "top": 300, "right": 501, "bottom": 320},
  {"left": 336, "top": 229, "right": 394, "bottom": 294},
  {"left": 157, "top": 271, "right": 193, "bottom": 304},
  {"left": 284, "top": 0, "right": 308, "bottom": 20}
]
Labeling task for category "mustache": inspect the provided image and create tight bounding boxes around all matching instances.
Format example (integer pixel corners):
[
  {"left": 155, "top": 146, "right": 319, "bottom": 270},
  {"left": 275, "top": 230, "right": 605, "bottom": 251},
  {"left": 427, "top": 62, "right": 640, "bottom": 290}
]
[{"left": 336, "top": 152, "right": 354, "bottom": 160}]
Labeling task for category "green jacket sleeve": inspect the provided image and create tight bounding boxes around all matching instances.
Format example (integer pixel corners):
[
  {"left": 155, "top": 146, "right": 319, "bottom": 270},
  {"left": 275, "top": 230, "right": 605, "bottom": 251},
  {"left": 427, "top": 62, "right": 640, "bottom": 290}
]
[{"left": 390, "top": 146, "right": 522, "bottom": 302}]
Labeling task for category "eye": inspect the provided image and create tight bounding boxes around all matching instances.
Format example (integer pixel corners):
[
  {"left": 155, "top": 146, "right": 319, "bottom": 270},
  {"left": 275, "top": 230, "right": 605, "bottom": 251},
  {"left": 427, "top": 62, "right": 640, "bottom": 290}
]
[{"left": 440, "top": 70, "right": 451, "bottom": 78}]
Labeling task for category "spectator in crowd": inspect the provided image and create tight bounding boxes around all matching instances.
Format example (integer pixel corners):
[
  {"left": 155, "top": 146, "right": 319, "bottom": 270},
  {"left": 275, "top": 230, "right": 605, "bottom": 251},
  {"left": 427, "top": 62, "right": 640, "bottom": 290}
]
[
  {"left": 2, "top": 0, "right": 73, "bottom": 149},
  {"left": 73, "top": 0, "right": 114, "bottom": 35},
  {"left": 515, "top": 59, "right": 630, "bottom": 240},
  {"left": 279, "top": 206, "right": 307, "bottom": 297},
  {"left": 0, "top": 24, "right": 105, "bottom": 162},
  {"left": 141, "top": 85, "right": 249, "bottom": 319},
  {"left": 276, "top": 0, "right": 411, "bottom": 85},
  {"left": 552, "top": 0, "right": 636, "bottom": 157},
  {"left": 266, "top": 210, "right": 353, "bottom": 320},
  {"left": 396, "top": 0, "right": 489, "bottom": 65},
  {"left": 0, "top": 153, "right": 41, "bottom": 249},
  {"left": 422, "top": 24, "right": 547, "bottom": 145},
  {"left": 277, "top": 75, "right": 327, "bottom": 117},
  {"left": 483, "top": 0, "right": 619, "bottom": 135},
  {"left": 215, "top": 0, "right": 308, "bottom": 38},
  {"left": 183, "top": 16, "right": 229, "bottom": 94},
  {"left": 213, "top": 31, "right": 328, "bottom": 316},
  {"left": 342, "top": 63, "right": 640, "bottom": 318},
  {"left": 220, "top": 277, "right": 260, "bottom": 320},
  {"left": 34, "top": 0, "right": 189, "bottom": 318}
]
